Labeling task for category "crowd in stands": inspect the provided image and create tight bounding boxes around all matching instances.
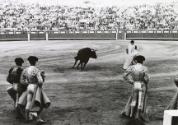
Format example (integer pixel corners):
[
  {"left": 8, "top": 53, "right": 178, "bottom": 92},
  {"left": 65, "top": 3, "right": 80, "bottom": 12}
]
[{"left": 0, "top": 2, "right": 178, "bottom": 31}]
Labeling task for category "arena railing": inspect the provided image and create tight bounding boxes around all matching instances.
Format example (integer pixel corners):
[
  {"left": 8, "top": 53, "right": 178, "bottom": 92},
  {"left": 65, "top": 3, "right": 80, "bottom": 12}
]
[
  {"left": 47, "top": 30, "right": 119, "bottom": 40},
  {"left": 0, "top": 30, "right": 28, "bottom": 41},
  {"left": 126, "top": 30, "right": 178, "bottom": 33},
  {"left": 126, "top": 30, "right": 178, "bottom": 40},
  {"left": 0, "top": 30, "right": 178, "bottom": 41}
]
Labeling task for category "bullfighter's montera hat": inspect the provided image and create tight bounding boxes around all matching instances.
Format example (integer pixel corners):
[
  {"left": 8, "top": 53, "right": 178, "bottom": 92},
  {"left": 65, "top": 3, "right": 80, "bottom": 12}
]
[
  {"left": 28, "top": 56, "right": 38, "bottom": 62},
  {"left": 134, "top": 55, "right": 145, "bottom": 62},
  {"left": 15, "top": 57, "right": 24, "bottom": 64}
]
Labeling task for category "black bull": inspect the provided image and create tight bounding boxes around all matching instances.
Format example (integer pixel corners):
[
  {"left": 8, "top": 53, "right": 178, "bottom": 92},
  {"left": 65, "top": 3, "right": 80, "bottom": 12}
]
[{"left": 72, "top": 48, "right": 97, "bottom": 70}]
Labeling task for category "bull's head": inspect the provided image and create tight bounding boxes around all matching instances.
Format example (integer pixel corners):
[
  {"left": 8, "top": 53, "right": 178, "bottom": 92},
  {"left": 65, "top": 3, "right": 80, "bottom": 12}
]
[{"left": 90, "top": 49, "right": 97, "bottom": 58}]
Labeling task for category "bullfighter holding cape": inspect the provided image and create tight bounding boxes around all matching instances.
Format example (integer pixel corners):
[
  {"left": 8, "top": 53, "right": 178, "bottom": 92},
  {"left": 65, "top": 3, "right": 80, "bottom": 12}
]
[
  {"left": 122, "top": 55, "right": 149, "bottom": 121},
  {"left": 18, "top": 56, "right": 50, "bottom": 123}
]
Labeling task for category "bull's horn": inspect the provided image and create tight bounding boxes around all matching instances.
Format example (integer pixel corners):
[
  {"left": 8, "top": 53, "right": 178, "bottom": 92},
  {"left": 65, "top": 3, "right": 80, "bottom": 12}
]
[
  {"left": 91, "top": 49, "right": 97, "bottom": 51},
  {"left": 91, "top": 49, "right": 95, "bottom": 51}
]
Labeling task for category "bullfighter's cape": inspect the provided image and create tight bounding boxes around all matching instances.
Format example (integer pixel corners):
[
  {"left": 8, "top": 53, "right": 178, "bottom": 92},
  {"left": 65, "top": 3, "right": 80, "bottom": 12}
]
[
  {"left": 7, "top": 86, "right": 16, "bottom": 102},
  {"left": 18, "top": 66, "right": 50, "bottom": 111},
  {"left": 18, "top": 86, "right": 50, "bottom": 111},
  {"left": 121, "top": 86, "right": 148, "bottom": 118},
  {"left": 122, "top": 63, "right": 149, "bottom": 120},
  {"left": 7, "top": 84, "right": 27, "bottom": 102}
]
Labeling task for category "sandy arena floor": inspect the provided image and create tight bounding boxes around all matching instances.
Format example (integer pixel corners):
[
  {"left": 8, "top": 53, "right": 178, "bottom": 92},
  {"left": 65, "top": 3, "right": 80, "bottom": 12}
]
[{"left": 0, "top": 40, "right": 178, "bottom": 125}]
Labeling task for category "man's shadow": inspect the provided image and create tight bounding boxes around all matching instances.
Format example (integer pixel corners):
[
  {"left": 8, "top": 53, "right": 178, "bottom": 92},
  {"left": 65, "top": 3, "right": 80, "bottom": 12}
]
[{"left": 125, "top": 119, "right": 145, "bottom": 125}]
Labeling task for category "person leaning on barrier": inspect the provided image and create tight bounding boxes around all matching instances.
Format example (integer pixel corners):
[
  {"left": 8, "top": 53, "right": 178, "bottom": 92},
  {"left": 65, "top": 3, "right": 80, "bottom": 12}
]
[
  {"left": 122, "top": 55, "right": 149, "bottom": 121},
  {"left": 7, "top": 57, "right": 26, "bottom": 108},
  {"left": 18, "top": 56, "right": 50, "bottom": 123}
]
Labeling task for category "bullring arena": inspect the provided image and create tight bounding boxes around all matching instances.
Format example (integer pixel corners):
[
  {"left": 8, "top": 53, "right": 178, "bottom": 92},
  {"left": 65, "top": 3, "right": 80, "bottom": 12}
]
[{"left": 0, "top": 33, "right": 178, "bottom": 125}]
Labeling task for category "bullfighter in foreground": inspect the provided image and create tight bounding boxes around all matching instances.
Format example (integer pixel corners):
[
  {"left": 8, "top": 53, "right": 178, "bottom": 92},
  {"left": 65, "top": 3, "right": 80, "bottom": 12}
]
[
  {"left": 6, "top": 57, "right": 26, "bottom": 108},
  {"left": 18, "top": 56, "right": 50, "bottom": 123},
  {"left": 122, "top": 55, "right": 149, "bottom": 121}
]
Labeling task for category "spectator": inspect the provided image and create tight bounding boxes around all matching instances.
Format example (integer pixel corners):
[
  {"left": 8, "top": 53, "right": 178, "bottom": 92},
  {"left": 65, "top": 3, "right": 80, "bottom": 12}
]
[{"left": 0, "top": 2, "right": 177, "bottom": 31}]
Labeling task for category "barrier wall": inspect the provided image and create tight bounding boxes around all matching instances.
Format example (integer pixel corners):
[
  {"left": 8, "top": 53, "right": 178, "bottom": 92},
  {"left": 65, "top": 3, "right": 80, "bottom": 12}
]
[
  {"left": 0, "top": 30, "right": 178, "bottom": 41},
  {"left": 126, "top": 30, "right": 178, "bottom": 40},
  {"left": 30, "top": 31, "right": 46, "bottom": 40},
  {"left": 48, "top": 31, "right": 121, "bottom": 40},
  {"left": 0, "top": 31, "right": 27, "bottom": 41}
]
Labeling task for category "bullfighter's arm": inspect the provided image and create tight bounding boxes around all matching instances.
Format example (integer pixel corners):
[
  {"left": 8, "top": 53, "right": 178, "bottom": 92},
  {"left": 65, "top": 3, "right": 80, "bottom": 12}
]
[
  {"left": 6, "top": 67, "right": 13, "bottom": 84},
  {"left": 144, "top": 73, "right": 149, "bottom": 85},
  {"left": 20, "top": 69, "right": 28, "bottom": 85},
  {"left": 143, "top": 67, "right": 149, "bottom": 84},
  {"left": 37, "top": 71, "right": 44, "bottom": 87},
  {"left": 123, "top": 66, "right": 134, "bottom": 84}
]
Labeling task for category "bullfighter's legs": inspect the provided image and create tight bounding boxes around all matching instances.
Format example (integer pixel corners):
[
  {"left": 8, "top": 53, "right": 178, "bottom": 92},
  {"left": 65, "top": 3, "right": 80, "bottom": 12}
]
[
  {"left": 130, "top": 89, "right": 137, "bottom": 118},
  {"left": 36, "top": 107, "right": 46, "bottom": 123},
  {"left": 25, "top": 93, "right": 32, "bottom": 121},
  {"left": 16, "top": 104, "right": 25, "bottom": 119},
  {"left": 25, "top": 84, "right": 37, "bottom": 121},
  {"left": 26, "top": 93, "right": 33, "bottom": 111},
  {"left": 138, "top": 91, "right": 143, "bottom": 110},
  {"left": 12, "top": 83, "right": 18, "bottom": 108},
  {"left": 37, "top": 107, "right": 43, "bottom": 117},
  {"left": 130, "top": 104, "right": 135, "bottom": 118},
  {"left": 15, "top": 93, "right": 19, "bottom": 108},
  {"left": 135, "top": 91, "right": 142, "bottom": 119}
]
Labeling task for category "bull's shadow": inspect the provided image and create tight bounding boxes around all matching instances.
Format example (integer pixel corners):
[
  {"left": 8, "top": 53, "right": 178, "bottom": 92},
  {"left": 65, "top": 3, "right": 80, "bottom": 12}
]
[
  {"left": 74, "top": 65, "right": 102, "bottom": 71},
  {"left": 53, "top": 63, "right": 124, "bottom": 73},
  {"left": 125, "top": 119, "right": 145, "bottom": 125},
  {"left": 53, "top": 65, "right": 101, "bottom": 73}
]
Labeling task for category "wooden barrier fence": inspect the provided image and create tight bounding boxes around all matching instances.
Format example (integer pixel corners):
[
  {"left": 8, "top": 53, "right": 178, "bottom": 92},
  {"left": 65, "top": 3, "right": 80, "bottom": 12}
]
[{"left": 0, "top": 30, "right": 177, "bottom": 41}]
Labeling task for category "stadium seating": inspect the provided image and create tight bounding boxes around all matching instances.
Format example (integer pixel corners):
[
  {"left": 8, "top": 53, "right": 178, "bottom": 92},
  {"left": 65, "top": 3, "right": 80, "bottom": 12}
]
[{"left": 0, "top": 3, "right": 177, "bottom": 31}]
